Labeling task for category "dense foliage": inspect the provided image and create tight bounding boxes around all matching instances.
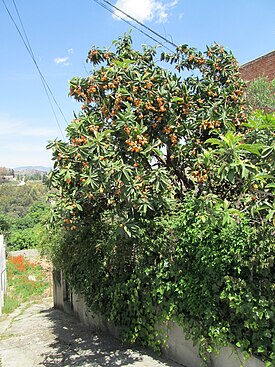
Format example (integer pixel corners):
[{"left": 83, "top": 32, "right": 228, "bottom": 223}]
[
  {"left": 0, "top": 182, "right": 49, "bottom": 250},
  {"left": 245, "top": 76, "right": 275, "bottom": 112},
  {"left": 47, "top": 34, "right": 275, "bottom": 366}
]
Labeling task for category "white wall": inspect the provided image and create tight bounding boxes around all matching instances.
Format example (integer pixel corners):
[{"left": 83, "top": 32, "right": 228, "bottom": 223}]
[{"left": 0, "top": 234, "right": 7, "bottom": 315}]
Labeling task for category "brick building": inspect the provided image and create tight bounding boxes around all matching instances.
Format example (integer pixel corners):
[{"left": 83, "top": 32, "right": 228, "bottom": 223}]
[{"left": 239, "top": 50, "right": 275, "bottom": 82}]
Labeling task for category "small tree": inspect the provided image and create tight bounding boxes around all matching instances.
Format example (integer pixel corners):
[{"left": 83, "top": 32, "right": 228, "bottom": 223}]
[
  {"left": 0, "top": 214, "right": 10, "bottom": 235},
  {"left": 245, "top": 76, "right": 275, "bottom": 112},
  {"left": 47, "top": 34, "right": 259, "bottom": 233}
]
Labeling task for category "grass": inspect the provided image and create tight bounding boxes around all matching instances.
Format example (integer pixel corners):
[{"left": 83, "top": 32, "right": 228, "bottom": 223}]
[{"left": 2, "top": 255, "right": 49, "bottom": 314}]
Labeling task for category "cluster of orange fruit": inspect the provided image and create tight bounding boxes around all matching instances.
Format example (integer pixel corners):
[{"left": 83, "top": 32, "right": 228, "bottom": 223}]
[
  {"left": 97, "top": 73, "right": 122, "bottom": 91},
  {"left": 88, "top": 85, "right": 97, "bottom": 94},
  {"left": 188, "top": 54, "right": 206, "bottom": 65},
  {"left": 71, "top": 136, "right": 88, "bottom": 145},
  {"left": 144, "top": 101, "right": 156, "bottom": 112},
  {"left": 63, "top": 214, "right": 77, "bottom": 230},
  {"left": 101, "top": 104, "right": 109, "bottom": 116},
  {"left": 88, "top": 125, "right": 99, "bottom": 133},
  {"left": 170, "top": 134, "right": 178, "bottom": 145},
  {"left": 201, "top": 120, "right": 221, "bottom": 130},
  {"left": 192, "top": 169, "right": 208, "bottom": 183},
  {"left": 156, "top": 96, "right": 167, "bottom": 112},
  {"left": 144, "top": 81, "right": 153, "bottom": 89},
  {"left": 123, "top": 124, "right": 131, "bottom": 135},
  {"left": 163, "top": 126, "right": 172, "bottom": 134},
  {"left": 125, "top": 133, "right": 148, "bottom": 153},
  {"left": 162, "top": 126, "right": 178, "bottom": 145}
]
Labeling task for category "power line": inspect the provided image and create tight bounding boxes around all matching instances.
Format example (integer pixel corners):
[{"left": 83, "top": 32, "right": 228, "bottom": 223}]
[
  {"left": 91, "top": 0, "right": 176, "bottom": 53},
  {"left": 12, "top": 0, "right": 35, "bottom": 59},
  {"left": 1, "top": 0, "right": 67, "bottom": 139},
  {"left": 2, "top": 0, "right": 178, "bottom": 140},
  {"left": 10, "top": 0, "right": 67, "bottom": 140},
  {"left": 92, "top": 0, "right": 165, "bottom": 49},
  {"left": 102, "top": 0, "right": 177, "bottom": 48}
]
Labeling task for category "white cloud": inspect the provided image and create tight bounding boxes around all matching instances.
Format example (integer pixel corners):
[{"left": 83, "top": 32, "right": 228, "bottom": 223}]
[
  {"left": 54, "top": 57, "right": 70, "bottom": 65},
  {"left": 54, "top": 49, "right": 73, "bottom": 66},
  {"left": 113, "top": 0, "right": 178, "bottom": 23}
]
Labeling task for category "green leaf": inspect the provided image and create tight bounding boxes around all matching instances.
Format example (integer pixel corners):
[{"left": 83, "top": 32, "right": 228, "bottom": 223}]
[
  {"left": 237, "top": 143, "right": 262, "bottom": 156},
  {"left": 262, "top": 146, "right": 275, "bottom": 159},
  {"left": 204, "top": 138, "right": 223, "bottom": 147},
  {"left": 76, "top": 203, "right": 83, "bottom": 211},
  {"left": 171, "top": 96, "right": 184, "bottom": 103},
  {"left": 113, "top": 59, "right": 136, "bottom": 68},
  {"left": 265, "top": 183, "right": 275, "bottom": 189},
  {"left": 228, "top": 169, "right": 235, "bottom": 184}
]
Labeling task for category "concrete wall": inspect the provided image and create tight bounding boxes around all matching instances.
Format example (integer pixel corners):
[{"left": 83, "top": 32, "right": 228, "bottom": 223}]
[
  {"left": 53, "top": 271, "right": 265, "bottom": 367},
  {"left": 53, "top": 270, "right": 120, "bottom": 338},
  {"left": 162, "top": 321, "right": 264, "bottom": 367}
]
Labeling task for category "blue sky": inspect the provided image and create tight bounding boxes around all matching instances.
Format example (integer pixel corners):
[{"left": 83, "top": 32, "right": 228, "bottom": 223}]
[{"left": 0, "top": 0, "right": 274, "bottom": 168}]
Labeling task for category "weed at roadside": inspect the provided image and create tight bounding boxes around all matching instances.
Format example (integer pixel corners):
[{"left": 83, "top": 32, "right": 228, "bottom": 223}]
[{"left": 2, "top": 255, "right": 49, "bottom": 314}]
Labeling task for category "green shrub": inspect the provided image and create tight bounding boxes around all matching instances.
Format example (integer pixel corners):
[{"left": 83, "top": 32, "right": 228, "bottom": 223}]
[{"left": 51, "top": 197, "right": 274, "bottom": 365}]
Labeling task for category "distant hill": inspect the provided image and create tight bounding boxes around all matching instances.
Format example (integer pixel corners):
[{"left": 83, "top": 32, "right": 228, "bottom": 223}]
[{"left": 14, "top": 166, "right": 51, "bottom": 173}]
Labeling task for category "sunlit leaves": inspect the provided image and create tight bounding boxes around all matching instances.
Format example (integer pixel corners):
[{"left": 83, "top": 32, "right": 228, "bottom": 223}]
[{"left": 48, "top": 34, "right": 273, "bottom": 232}]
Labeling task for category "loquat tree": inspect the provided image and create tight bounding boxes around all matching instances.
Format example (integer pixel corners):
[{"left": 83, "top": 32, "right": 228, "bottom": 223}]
[{"left": 47, "top": 33, "right": 273, "bottom": 234}]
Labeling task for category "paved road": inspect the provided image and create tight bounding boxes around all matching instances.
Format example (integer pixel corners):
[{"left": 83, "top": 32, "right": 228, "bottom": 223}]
[{"left": 0, "top": 297, "right": 182, "bottom": 367}]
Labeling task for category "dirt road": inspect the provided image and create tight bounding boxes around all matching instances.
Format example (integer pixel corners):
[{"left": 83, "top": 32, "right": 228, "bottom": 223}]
[{"left": 0, "top": 297, "right": 182, "bottom": 367}]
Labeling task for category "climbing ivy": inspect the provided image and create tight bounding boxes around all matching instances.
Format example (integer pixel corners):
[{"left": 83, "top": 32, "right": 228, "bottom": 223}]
[{"left": 50, "top": 200, "right": 274, "bottom": 365}]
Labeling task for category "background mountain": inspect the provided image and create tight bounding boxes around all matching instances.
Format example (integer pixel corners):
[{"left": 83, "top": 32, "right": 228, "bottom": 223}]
[{"left": 14, "top": 166, "right": 51, "bottom": 173}]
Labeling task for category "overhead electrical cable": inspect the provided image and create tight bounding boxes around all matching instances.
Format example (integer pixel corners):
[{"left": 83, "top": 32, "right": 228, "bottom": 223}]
[
  {"left": 10, "top": 0, "right": 68, "bottom": 128},
  {"left": 11, "top": 0, "right": 35, "bottom": 59},
  {"left": 100, "top": 0, "right": 177, "bottom": 48},
  {"left": 1, "top": 0, "right": 67, "bottom": 139},
  {"left": 10, "top": 0, "right": 67, "bottom": 140},
  {"left": 91, "top": 0, "right": 176, "bottom": 53}
]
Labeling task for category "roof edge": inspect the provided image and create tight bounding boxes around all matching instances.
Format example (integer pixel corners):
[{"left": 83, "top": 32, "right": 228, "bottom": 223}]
[{"left": 240, "top": 50, "right": 275, "bottom": 68}]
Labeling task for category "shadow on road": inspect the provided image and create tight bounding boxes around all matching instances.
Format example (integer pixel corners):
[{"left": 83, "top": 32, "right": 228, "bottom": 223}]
[{"left": 39, "top": 306, "right": 177, "bottom": 367}]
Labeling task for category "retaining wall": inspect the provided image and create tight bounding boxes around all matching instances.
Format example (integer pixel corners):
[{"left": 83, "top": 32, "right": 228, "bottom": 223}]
[{"left": 53, "top": 271, "right": 265, "bottom": 367}]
